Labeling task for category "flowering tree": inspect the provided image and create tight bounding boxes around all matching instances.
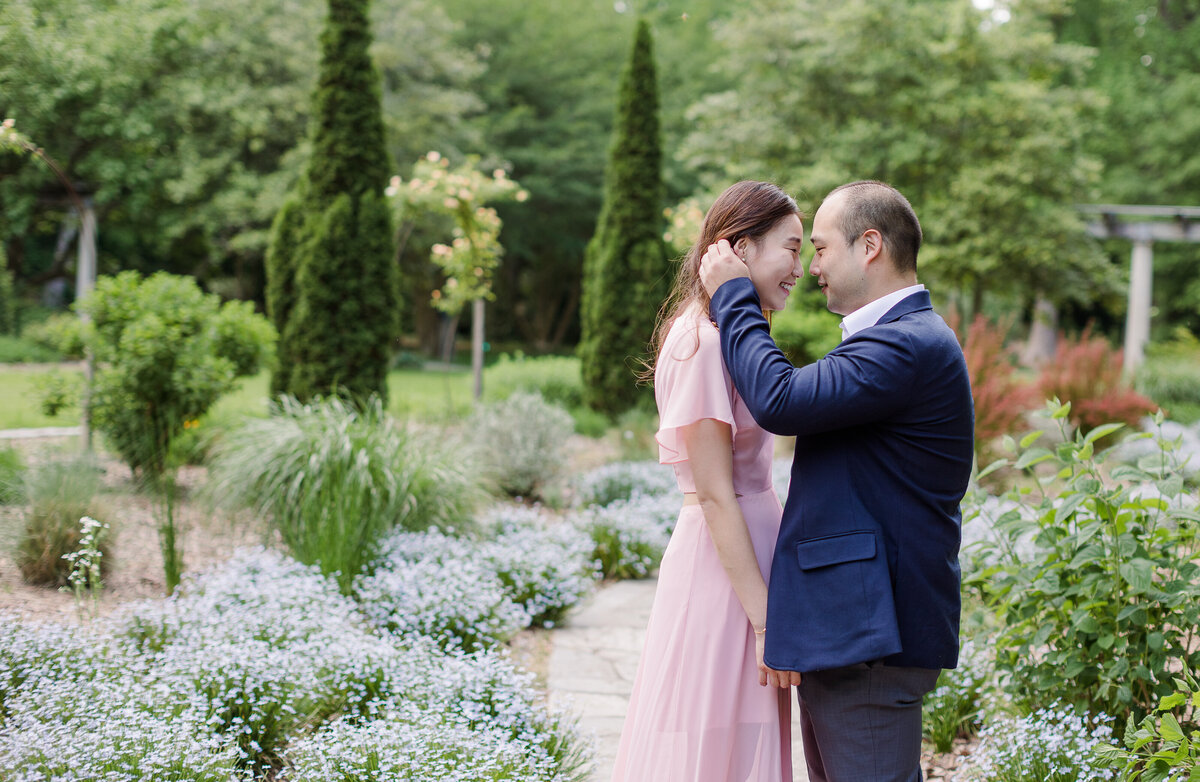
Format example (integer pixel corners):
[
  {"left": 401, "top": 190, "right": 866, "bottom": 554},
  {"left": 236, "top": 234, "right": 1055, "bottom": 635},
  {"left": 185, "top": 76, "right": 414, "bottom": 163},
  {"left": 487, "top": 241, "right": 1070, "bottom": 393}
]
[{"left": 388, "top": 152, "right": 527, "bottom": 396}]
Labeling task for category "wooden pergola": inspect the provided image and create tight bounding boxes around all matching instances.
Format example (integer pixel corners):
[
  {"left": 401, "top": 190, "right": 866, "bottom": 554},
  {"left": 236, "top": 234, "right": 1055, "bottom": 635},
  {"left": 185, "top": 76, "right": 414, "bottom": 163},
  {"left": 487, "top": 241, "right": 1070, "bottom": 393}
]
[{"left": 1079, "top": 204, "right": 1200, "bottom": 371}]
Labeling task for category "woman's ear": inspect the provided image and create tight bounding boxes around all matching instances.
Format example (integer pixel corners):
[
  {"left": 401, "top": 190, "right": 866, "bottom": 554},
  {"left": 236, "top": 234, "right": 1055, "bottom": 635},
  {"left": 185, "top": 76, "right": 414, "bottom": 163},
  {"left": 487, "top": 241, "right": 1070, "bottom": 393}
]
[{"left": 734, "top": 237, "right": 750, "bottom": 260}]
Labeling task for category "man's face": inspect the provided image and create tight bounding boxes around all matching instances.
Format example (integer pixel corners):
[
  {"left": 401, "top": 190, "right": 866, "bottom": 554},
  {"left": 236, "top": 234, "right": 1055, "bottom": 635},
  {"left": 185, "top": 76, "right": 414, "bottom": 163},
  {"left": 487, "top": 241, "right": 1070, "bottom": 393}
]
[{"left": 809, "top": 193, "right": 868, "bottom": 316}]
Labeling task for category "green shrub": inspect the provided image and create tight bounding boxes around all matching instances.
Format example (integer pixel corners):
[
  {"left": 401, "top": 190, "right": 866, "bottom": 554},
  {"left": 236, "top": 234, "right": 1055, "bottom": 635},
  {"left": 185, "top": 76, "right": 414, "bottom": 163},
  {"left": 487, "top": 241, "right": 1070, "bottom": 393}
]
[
  {"left": 265, "top": 0, "right": 398, "bottom": 405},
  {"left": 207, "top": 396, "right": 482, "bottom": 591},
  {"left": 15, "top": 456, "right": 108, "bottom": 587},
  {"left": 578, "top": 20, "right": 669, "bottom": 417},
  {"left": 0, "top": 260, "right": 15, "bottom": 336},
  {"left": 19, "top": 311, "right": 84, "bottom": 360},
  {"left": 966, "top": 402, "right": 1200, "bottom": 731},
  {"left": 31, "top": 370, "right": 81, "bottom": 417},
  {"left": 483, "top": 353, "right": 584, "bottom": 409},
  {"left": 469, "top": 392, "right": 574, "bottom": 500},
  {"left": 212, "top": 299, "right": 276, "bottom": 376},
  {"left": 0, "top": 334, "right": 61, "bottom": 363},
  {"left": 568, "top": 405, "right": 609, "bottom": 438},
  {"left": 1093, "top": 666, "right": 1200, "bottom": 780},
  {"left": 771, "top": 300, "right": 840, "bottom": 367},
  {"left": 1138, "top": 330, "right": 1200, "bottom": 424},
  {"left": 79, "top": 271, "right": 275, "bottom": 477},
  {"left": 0, "top": 446, "right": 24, "bottom": 505}
]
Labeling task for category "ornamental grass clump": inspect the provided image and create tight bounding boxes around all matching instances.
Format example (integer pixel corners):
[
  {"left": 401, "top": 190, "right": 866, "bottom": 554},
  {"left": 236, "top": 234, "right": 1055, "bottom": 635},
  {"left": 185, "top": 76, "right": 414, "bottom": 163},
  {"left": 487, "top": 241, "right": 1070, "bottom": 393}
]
[
  {"left": 15, "top": 456, "right": 108, "bottom": 587},
  {"left": 572, "top": 459, "right": 676, "bottom": 508},
  {"left": 478, "top": 505, "right": 598, "bottom": 627},
  {"left": 0, "top": 445, "right": 24, "bottom": 504},
  {"left": 961, "top": 705, "right": 1117, "bottom": 782},
  {"left": 207, "top": 396, "right": 481, "bottom": 591},
  {"left": 966, "top": 402, "right": 1200, "bottom": 729}
]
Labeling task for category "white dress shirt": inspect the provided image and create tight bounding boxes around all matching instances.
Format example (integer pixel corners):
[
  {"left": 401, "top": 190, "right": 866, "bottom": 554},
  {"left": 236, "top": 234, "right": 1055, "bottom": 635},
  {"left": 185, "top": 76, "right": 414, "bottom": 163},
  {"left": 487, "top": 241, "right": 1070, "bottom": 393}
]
[{"left": 839, "top": 284, "right": 927, "bottom": 341}]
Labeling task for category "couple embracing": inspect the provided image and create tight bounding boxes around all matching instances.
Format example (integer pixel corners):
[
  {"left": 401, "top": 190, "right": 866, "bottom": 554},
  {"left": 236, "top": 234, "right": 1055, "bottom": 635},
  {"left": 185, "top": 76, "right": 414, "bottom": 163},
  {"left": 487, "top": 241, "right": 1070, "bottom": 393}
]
[{"left": 612, "top": 181, "right": 975, "bottom": 782}]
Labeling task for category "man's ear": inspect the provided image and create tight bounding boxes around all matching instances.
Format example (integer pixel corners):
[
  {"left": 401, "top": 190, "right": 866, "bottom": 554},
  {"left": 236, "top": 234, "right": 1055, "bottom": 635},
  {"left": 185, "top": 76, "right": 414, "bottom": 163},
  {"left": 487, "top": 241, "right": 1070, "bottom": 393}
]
[{"left": 861, "top": 229, "right": 883, "bottom": 263}]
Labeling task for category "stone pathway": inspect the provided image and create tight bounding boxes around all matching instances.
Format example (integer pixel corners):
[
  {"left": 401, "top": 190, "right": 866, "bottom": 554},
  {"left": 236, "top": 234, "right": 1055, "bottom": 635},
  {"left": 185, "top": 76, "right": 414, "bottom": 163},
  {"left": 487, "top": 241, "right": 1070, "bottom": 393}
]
[
  {"left": 547, "top": 577, "right": 809, "bottom": 781},
  {"left": 0, "top": 426, "right": 80, "bottom": 440}
]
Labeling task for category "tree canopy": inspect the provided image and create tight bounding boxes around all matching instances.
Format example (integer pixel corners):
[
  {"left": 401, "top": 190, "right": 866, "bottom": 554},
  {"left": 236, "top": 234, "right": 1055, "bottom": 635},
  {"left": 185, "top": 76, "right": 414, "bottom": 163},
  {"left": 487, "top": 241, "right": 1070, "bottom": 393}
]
[{"left": 2, "top": 0, "right": 1197, "bottom": 347}]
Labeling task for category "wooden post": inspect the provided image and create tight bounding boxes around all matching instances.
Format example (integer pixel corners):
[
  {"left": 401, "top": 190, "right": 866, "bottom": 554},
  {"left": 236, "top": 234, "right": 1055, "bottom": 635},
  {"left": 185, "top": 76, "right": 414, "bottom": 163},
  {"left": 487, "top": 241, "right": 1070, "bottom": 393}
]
[
  {"left": 76, "top": 198, "right": 97, "bottom": 452},
  {"left": 471, "top": 297, "right": 484, "bottom": 400},
  {"left": 1124, "top": 238, "right": 1153, "bottom": 372},
  {"left": 1022, "top": 295, "right": 1058, "bottom": 367}
]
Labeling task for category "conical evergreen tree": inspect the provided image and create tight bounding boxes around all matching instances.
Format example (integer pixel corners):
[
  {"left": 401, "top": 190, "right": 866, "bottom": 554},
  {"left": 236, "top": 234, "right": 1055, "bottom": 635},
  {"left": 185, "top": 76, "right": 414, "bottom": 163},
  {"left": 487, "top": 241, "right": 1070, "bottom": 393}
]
[
  {"left": 265, "top": 0, "right": 399, "bottom": 403},
  {"left": 579, "top": 19, "right": 669, "bottom": 416}
]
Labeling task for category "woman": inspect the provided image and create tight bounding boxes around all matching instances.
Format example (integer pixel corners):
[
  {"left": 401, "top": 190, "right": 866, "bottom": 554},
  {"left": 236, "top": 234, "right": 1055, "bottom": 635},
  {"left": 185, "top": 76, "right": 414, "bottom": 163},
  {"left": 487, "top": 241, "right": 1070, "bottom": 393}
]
[{"left": 611, "top": 181, "right": 804, "bottom": 782}]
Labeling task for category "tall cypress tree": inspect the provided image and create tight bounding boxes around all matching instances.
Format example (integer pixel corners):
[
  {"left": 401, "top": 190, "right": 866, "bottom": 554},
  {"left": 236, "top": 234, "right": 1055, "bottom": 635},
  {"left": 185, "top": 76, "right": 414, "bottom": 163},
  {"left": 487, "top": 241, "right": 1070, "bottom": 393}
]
[
  {"left": 265, "top": 0, "right": 399, "bottom": 403},
  {"left": 579, "top": 19, "right": 668, "bottom": 416}
]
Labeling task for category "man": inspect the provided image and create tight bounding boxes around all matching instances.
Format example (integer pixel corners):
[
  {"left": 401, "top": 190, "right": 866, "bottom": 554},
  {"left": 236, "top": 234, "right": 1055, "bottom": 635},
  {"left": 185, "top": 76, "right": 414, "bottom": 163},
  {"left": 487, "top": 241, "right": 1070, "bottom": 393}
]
[{"left": 698, "top": 181, "right": 974, "bottom": 781}]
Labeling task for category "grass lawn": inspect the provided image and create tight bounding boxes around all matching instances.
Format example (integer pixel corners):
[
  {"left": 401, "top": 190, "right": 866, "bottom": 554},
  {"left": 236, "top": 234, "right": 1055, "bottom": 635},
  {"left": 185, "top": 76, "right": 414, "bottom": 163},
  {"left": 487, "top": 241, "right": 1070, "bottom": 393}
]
[
  {"left": 0, "top": 365, "right": 476, "bottom": 431},
  {"left": 0, "top": 366, "right": 85, "bottom": 430}
]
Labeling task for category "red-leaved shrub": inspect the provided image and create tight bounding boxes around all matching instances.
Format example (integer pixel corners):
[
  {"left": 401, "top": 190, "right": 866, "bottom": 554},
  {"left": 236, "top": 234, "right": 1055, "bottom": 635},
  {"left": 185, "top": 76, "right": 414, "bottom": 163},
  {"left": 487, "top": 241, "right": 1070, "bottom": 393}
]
[
  {"left": 1036, "top": 327, "right": 1159, "bottom": 435},
  {"left": 957, "top": 314, "right": 1038, "bottom": 464}
]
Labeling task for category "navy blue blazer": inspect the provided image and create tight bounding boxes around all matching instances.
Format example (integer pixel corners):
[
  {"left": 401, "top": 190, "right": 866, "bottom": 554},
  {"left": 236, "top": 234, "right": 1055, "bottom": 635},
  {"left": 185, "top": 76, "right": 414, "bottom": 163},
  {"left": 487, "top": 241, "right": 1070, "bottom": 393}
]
[{"left": 710, "top": 279, "right": 974, "bottom": 672}]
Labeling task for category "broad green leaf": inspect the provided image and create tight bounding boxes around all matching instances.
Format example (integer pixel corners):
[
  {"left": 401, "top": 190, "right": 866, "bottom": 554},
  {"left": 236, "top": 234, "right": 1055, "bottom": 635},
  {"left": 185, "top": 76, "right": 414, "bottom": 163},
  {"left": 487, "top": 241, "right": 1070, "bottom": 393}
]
[
  {"left": 1019, "top": 430, "right": 1045, "bottom": 449},
  {"left": 1158, "top": 693, "right": 1187, "bottom": 711},
  {"left": 1084, "top": 422, "right": 1125, "bottom": 444},
  {"left": 1119, "top": 558, "right": 1154, "bottom": 593},
  {"left": 1015, "top": 447, "right": 1054, "bottom": 470},
  {"left": 1159, "top": 713, "right": 1185, "bottom": 742},
  {"left": 1052, "top": 400, "right": 1072, "bottom": 420},
  {"left": 976, "top": 458, "right": 1009, "bottom": 480},
  {"left": 1110, "top": 465, "right": 1149, "bottom": 481}
]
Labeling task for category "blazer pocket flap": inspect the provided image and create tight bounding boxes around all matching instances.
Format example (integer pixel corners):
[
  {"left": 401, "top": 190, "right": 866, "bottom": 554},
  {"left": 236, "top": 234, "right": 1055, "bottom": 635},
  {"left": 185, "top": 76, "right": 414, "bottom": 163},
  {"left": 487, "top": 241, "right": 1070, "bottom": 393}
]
[{"left": 796, "top": 531, "right": 877, "bottom": 570}]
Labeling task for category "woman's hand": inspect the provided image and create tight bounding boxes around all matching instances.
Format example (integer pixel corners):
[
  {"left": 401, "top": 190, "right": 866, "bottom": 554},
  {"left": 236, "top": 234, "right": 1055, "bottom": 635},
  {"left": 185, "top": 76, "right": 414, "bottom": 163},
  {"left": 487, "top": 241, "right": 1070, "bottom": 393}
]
[
  {"left": 699, "top": 239, "right": 750, "bottom": 297},
  {"left": 757, "top": 631, "right": 801, "bottom": 689}
]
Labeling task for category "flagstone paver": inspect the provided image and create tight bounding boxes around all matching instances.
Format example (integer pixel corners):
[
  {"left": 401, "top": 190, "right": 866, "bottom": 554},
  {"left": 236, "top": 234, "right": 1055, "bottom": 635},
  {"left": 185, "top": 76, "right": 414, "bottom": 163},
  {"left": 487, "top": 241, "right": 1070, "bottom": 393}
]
[{"left": 548, "top": 577, "right": 809, "bottom": 781}]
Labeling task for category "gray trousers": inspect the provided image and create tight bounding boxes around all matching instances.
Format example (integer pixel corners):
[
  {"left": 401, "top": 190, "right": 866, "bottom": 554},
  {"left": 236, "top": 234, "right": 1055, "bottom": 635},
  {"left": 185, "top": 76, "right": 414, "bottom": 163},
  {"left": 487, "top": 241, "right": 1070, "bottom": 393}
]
[{"left": 797, "top": 661, "right": 940, "bottom": 782}]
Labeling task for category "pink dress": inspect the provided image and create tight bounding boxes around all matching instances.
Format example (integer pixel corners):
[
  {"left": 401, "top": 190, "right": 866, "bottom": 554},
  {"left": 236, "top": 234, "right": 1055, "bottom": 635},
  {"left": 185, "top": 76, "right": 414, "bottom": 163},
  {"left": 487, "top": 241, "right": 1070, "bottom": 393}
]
[{"left": 611, "top": 306, "right": 792, "bottom": 782}]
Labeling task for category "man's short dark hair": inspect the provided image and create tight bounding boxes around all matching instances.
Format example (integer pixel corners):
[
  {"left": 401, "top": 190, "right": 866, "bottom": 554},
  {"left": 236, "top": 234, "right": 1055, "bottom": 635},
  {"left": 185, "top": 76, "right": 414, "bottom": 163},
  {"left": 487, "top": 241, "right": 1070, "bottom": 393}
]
[{"left": 827, "top": 181, "right": 922, "bottom": 274}]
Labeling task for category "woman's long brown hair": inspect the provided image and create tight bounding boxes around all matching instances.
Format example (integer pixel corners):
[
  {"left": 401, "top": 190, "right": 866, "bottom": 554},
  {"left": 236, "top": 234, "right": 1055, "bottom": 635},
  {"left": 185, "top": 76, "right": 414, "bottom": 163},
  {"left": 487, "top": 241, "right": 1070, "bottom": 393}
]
[{"left": 640, "top": 180, "right": 801, "bottom": 382}]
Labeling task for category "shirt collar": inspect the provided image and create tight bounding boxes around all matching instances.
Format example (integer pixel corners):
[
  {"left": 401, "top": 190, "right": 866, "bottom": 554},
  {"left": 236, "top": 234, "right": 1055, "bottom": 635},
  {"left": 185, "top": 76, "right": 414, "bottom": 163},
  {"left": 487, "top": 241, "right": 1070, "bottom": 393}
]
[{"left": 839, "top": 283, "right": 927, "bottom": 340}]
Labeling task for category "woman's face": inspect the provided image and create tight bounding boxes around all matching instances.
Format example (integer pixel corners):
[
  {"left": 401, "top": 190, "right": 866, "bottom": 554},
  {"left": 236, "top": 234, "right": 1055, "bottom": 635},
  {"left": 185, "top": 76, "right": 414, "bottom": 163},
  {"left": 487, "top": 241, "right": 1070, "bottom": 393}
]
[{"left": 740, "top": 213, "right": 805, "bottom": 311}]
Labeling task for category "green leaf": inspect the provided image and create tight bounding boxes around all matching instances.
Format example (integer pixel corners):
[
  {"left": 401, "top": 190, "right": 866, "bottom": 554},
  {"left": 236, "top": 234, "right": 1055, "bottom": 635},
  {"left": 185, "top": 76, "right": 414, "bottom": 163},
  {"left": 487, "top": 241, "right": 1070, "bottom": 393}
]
[
  {"left": 1015, "top": 447, "right": 1054, "bottom": 470},
  {"left": 1052, "top": 400, "right": 1072, "bottom": 420},
  {"left": 1063, "top": 658, "right": 1087, "bottom": 677},
  {"left": 1085, "top": 422, "right": 1125, "bottom": 444},
  {"left": 1110, "top": 464, "right": 1149, "bottom": 482},
  {"left": 1158, "top": 692, "right": 1187, "bottom": 711},
  {"left": 1119, "top": 558, "right": 1155, "bottom": 593},
  {"left": 1020, "top": 430, "right": 1045, "bottom": 449},
  {"left": 1055, "top": 494, "right": 1088, "bottom": 525},
  {"left": 976, "top": 458, "right": 1009, "bottom": 480},
  {"left": 1160, "top": 713, "right": 1185, "bottom": 742}
]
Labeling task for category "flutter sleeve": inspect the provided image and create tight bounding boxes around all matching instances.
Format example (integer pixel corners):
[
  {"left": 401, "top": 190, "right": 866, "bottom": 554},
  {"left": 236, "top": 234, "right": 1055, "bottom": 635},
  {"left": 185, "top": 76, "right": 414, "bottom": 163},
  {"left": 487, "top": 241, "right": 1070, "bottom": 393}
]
[{"left": 655, "top": 317, "right": 737, "bottom": 465}]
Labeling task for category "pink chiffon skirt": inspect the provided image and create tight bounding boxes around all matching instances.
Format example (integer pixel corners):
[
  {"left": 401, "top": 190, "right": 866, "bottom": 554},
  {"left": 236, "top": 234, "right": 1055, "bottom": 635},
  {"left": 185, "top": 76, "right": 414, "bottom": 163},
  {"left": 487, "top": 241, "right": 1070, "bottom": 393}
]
[{"left": 611, "top": 489, "right": 792, "bottom": 782}]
